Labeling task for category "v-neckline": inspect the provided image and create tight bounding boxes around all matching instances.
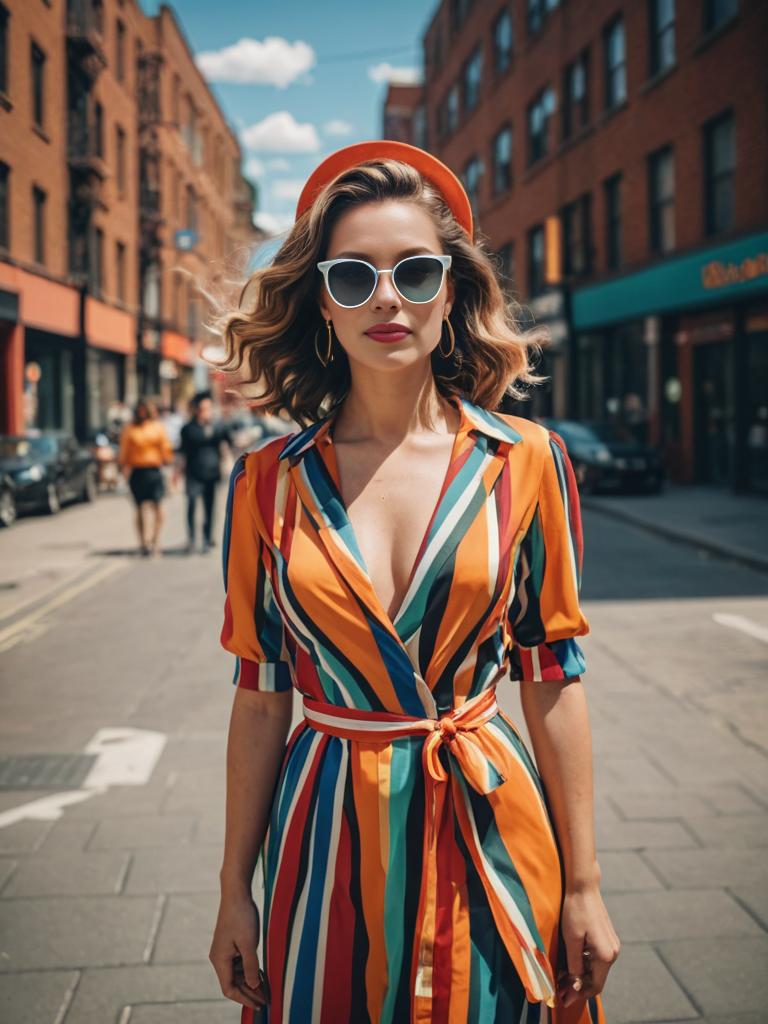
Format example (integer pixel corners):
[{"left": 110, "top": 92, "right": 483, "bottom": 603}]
[{"left": 320, "top": 395, "right": 469, "bottom": 633}]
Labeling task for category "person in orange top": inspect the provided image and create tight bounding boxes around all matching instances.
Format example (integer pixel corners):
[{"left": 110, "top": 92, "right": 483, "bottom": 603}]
[{"left": 118, "top": 396, "right": 175, "bottom": 557}]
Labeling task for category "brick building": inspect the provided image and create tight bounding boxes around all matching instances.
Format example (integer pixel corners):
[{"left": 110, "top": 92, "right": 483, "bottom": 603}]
[
  {"left": 388, "top": 0, "right": 768, "bottom": 492},
  {"left": 0, "top": 0, "right": 261, "bottom": 440}
]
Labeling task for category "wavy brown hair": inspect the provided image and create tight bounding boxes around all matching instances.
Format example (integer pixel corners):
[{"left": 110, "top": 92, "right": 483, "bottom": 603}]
[{"left": 204, "top": 158, "right": 550, "bottom": 426}]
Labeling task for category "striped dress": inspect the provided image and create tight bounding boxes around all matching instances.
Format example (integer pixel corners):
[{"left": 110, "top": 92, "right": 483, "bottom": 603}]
[{"left": 220, "top": 394, "right": 604, "bottom": 1024}]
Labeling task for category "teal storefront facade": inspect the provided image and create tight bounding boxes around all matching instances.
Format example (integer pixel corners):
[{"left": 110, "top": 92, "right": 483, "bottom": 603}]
[{"left": 570, "top": 230, "right": 768, "bottom": 494}]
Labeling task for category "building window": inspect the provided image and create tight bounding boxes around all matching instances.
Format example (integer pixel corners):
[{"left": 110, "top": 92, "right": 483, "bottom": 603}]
[
  {"left": 604, "top": 173, "right": 622, "bottom": 270},
  {"left": 527, "top": 0, "right": 559, "bottom": 36},
  {"left": 492, "top": 124, "right": 513, "bottom": 195},
  {"left": 527, "top": 224, "right": 546, "bottom": 297},
  {"left": 563, "top": 49, "right": 589, "bottom": 139},
  {"left": 561, "top": 194, "right": 592, "bottom": 277},
  {"left": 704, "top": 109, "right": 735, "bottom": 235},
  {"left": 462, "top": 155, "right": 482, "bottom": 217},
  {"left": 649, "top": 0, "right": 675, "bottom": 76},
  {"left": 172, "top": 74, "right": 180, "bottom": 126},
  {"left": 32, "top": 185, "right": 46, "bottom": 264},
  {"left": 90, "top": 226, "right": 104, "bottom": 297},
  {"left": 30, "top": 41, "right": 45, "bottom": 128},
  {"left": 603, "top": 16, "right": 626, "bottom": 110},
  {"left": 116, "top": 18, "right": 125, "bottom": 82},
  {"left": 463, "top": 45, "right": 482, "bottom": 114},
  {"left": 413, "top": 105, "right": 427, "bottom": 149},
  {"left": 450, "top": 0, "right": 474, "bottom": 33},
  {"left": 648, "top": 144, "right": 675, "bottom": 254},
  {"left": 115, "top": 124, "right": 126, "bottom": 195},
  {"left": 0, "top": 162, "right": 9, "bottom": 250},
  {"left": 431, "top": 26, "right": 443, "bottom": 75},
  {"left": 497, "top": 241, "right": 515, "bottom": 291},
  {"left": 704, "top": 0, "right": 738, "bottom": 32},
  {"left": 446, "top": 82, "right": 459, "bottom": 135},
  {"left": 186, "top": 184, "right": 197, "bottom": 235},
  {"left": 493, "top": 9, "right": 513, "bottom": 75},
  {"left": 116, "top": 241, "right": 126, "bottom": 302},
  {"left": 0, "top": 3, "right": 9, "bottom": 95},
  {"left": 94, "top": 100, "right": 104, "bottom": 157},
  {"left": 527, "top": 84, "right": 556, "bottom": 166}
]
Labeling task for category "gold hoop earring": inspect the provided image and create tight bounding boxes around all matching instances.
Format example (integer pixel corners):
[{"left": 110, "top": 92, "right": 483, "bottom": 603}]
[
  {"left": 438, "top": 316, "right": 455, "bottom": 358},
  {"left": 314, "top": 318, "right": 334, "bottom": 366}
]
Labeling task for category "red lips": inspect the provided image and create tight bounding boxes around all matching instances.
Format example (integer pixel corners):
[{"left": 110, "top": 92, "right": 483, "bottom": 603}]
[{"left": 364, "top": 322, "right": 411, "bottom": 335}]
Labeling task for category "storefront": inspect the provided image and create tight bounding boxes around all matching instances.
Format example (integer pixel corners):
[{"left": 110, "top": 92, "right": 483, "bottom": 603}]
[{"left": 571, "top": 229, "right": 768, "bottom": 493}]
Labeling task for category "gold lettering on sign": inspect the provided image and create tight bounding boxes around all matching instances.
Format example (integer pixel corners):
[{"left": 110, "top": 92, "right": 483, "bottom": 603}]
[{"left": 702, "top": 252, "right": 768, "bottom": 289}]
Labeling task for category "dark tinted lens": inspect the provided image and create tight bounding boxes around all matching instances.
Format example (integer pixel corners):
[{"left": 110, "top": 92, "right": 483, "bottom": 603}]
[
  {"left": 394, "top": 257, "right": 444, "bottom": 302},
  {"left": 327, "top": 261, "right": 376, "bottom": 306}
]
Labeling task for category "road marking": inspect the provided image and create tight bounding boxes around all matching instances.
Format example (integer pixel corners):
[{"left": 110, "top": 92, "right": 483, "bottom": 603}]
[
  {"left": 0, "top": 727, "right": 167, "bottom": 829},
  {"left": 712, "top": 612, "right": 768, "bottom": 645},
  {"left": 0, "top": 559, "right": 129, "bottom": 652}
]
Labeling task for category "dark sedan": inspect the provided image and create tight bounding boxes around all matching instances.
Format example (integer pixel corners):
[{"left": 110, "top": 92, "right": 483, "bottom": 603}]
[
  {"left": 540, "top": 418, "right": 665, "bottom": 494},
  {"left": 0, "top": 431, "right": 99, "bottom": 522}
]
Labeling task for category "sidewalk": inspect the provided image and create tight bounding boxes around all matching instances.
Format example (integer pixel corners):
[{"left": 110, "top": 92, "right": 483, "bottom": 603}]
[{"left": 581, "top": 484, "right": 768, "bottom": 575}]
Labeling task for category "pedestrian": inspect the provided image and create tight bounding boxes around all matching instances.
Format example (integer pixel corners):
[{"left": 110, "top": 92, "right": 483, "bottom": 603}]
[
  {"left": 117, "top": 396, "right": 174, "bottom": 558},
  {"left": 209, "top": 141, "right": 619, "bottom": 1023},
  {"left": 176, "top": 390, "right": 235, "bottom": 554}
]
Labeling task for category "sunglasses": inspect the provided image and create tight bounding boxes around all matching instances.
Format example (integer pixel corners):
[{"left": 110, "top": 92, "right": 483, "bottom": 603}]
[{"left": 317, "top": 254, "right": 452, "bottom": 308}]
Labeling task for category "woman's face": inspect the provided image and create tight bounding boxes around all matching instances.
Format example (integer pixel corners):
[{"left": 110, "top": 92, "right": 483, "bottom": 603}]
[{"left": 318, "top": 199, "right": 454, "bottom": 375}]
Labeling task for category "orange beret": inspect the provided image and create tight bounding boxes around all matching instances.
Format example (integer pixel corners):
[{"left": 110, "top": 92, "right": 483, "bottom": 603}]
[{"left": 295, "top": 139, "right": 473, "bottom": 241}]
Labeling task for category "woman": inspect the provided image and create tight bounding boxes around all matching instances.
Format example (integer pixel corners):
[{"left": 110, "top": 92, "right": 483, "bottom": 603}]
[
  {"left": 209, "top": 141, "right": 619, "bottom": 1023},
  {"left": 117, "top": 397, "right": 174, "bottom": 557}
]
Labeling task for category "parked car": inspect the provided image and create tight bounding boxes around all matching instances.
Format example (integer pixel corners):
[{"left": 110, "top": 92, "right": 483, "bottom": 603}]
[
  {"left": 540, "top": 418, "right": 665, "bottom": 494},
  {"left": 0, "top": 469, "right": 17, "bottom": 528},
  {"left": 0, "top": 431, "right": 99, "bottom": 518}
]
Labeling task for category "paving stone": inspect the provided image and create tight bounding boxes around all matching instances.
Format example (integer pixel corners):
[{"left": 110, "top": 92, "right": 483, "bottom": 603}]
[
  {"left": 657, "top": 935, "right": 768, "bottom": 1016},
  {"left": 0, "top": 895, "right": 157, "bottom": 969},
  {"left": 608, "top": 790, "right": 712, "bottom": 821},
  {"left": 695, "top": 783, "right": 765, "bottom": 816},
  {"left": 124, "top": 845, "right": 223, "bottom": 894},
  {"left": 604, "top": 888, "right": 762, "bottom": 942},
  {"left": 598, "top": 943, "right": 697, "bottom": 1023},
  {"left": 0, "top": 860, "right": 17, "bottom": 892},
  {"left": 153, "top": 892, "right": 221, "bottom": 963},
  {"left": 596, "top": 820, "right": 696, "bottom": 851},
  {"left": 64, "top": 963, "right": 223, "bottom": 1024},
  {"left": 0, "top": 968, "right": 79, "bottom": 1024},
  {"left": 128, "top": 1002, "right": 236, "bottom": 1023},
  {"left": 36, "top": 818, "right": 97, "bottom": 854},
  {"left": 0, "top": 819, "right": 52, "bottom": 854},
  {"left": 596, "top": 851, "right": 663, "bottom": 892},
  {"left": 64, "top": 782, "right": 171, "bottom": 818},
  {"left": 87, "top": 814, "right": 196, "bottom": 850},
  {"left": 645, "top": 847, "right": 768, "bottom": 889},
  {"left": 1, "top": 849, "right": 130, "bottom": 897},
  {"left": 728, "top": 885, "right": 768, "bottom": 929},
  {"left": 596, "top": 756, "right": 674, "bottom": 791},
  {"left": 684, "top": 815, "right": 768, "bottom": 847}
]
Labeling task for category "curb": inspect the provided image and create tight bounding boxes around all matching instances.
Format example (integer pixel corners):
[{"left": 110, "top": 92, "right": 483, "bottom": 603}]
[{"left": 581, "top": 497, "right": 768, "bottom": 576}]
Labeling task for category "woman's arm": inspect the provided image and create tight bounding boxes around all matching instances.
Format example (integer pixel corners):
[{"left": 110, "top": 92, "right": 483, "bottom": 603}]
[
  {"left": 520, "top": 678, "right": 620, "bottom": 1007},
  {"left": 220, "top": 687, "right": 293, "bottom": 896},
  {"left": 520, "top": 679, "right": 598, "bottom": 889}
]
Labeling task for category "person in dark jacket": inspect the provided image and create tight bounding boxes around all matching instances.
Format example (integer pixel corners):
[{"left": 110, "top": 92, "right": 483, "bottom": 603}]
[{"left": 176, "top": 391, "right": 234, "bottom": 554}]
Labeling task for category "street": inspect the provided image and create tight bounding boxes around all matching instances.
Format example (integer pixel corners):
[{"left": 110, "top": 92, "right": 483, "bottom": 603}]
[{"left": 0, "top": 482, "right": 766, "bottom": 1024}]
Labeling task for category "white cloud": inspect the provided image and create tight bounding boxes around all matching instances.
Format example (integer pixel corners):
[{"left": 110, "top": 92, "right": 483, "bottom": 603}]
[
  {"left": 271, "top": 179, "right": 305, "bottom": 202},
  {"left": 196, "top": 37, "right": 316, "bottom": 89},
  {"left": 266, "top": 157, "right": 292, "bottom": 171},
  {"left": 244, "top": 157, "right": 266, "bottom": 179},
  {"left": 323, "top": 119, "right": 353, "bottom": 136},
  {"left": 240, "top": 111, "right": 321, "bottom": 153},
  {"left": 368, "top": 62, "right": 423, "bottom": 86},
  {"left": 253, "top": 210, "right": 295, "bottom": 236}
]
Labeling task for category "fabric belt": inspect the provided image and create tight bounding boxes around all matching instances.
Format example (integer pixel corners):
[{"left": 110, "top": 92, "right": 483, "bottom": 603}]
[{"left": 301, "top": 686, "right": 558, "bottom": 1020}]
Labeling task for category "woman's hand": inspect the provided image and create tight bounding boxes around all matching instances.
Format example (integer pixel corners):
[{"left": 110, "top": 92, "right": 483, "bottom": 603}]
[
  {"left": 209, "top": 891, "right": 269, "bottom": 1013},
  {"left": 557, "top": 883, "right": 621, "bottom": 1008}
]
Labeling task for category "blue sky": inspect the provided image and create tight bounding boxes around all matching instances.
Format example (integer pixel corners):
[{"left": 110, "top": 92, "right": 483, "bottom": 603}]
[{"left": 141, "top": 0, "right": 436, "bottom": 236}]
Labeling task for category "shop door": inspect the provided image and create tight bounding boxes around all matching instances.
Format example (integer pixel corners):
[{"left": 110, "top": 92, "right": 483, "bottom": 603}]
[
  {"left": 747, "top": 332, "right": 768, "bottom": 494},
  {"left": 694, "top": 341, "right": 734, "bottom": 486}
]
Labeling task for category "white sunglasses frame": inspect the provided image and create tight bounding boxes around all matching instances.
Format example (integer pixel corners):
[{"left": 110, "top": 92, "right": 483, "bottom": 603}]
[{"left": 317, "top": 254, "right": 452, "bottom": 308}]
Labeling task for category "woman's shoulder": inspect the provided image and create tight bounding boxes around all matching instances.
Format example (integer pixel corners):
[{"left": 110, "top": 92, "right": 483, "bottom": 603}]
[
  {"left": 238, "top": 431, "right": 298, "bottom": 477},
  {"left": 491, "top": 411, "right": 551, "bottom": 449}
]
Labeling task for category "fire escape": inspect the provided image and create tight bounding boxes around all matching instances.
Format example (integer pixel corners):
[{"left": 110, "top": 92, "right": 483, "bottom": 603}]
[
  {"left": 136, "top": 49, "right": 164, "bottom": 389},
  {"left": 66, "top": 0, "right": 108, "bottom": 286}
]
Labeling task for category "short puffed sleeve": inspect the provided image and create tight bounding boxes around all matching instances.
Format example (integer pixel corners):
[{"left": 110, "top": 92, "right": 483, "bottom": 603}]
[
  {"left": 220, "top": 453, "right": 293, "bottom": 692},
  {"left": 506, "top": 428, "right": 590, "bottom": 682}
]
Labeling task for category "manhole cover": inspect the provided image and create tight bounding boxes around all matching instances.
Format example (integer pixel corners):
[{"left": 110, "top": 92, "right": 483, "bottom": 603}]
[{"left": 0, "top": 754, "right": 98, "bottom": 790}]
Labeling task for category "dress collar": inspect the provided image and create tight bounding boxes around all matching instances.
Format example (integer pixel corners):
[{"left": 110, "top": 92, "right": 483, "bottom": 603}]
[{"left": 277, "top": 394, "right": 523, "bottom": 462}]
